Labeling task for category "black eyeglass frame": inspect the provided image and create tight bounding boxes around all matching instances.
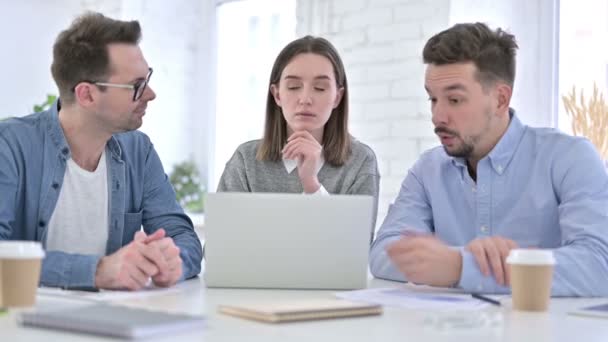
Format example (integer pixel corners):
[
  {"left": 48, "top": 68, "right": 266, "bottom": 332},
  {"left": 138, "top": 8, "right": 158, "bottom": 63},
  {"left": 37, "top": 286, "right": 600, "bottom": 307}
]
[{"left": 74, "top": 67, "right": 153, "bottom": 101}]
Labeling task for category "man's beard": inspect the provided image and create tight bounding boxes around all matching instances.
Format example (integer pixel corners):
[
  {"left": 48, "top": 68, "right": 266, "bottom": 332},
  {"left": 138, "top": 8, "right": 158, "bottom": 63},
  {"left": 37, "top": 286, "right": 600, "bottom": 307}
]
[
  {"left": 435, "top": 126, "right": 476, "bottom": 158},
  {"left": 434, "top": 108, "right": 493, "bottom": 158}
]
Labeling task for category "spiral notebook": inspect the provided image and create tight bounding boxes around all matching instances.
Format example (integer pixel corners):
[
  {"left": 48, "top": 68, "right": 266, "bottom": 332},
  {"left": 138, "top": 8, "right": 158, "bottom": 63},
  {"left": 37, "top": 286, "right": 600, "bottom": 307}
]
[
  {"left": 218, "top": 299, "right": 382, "bottom": 323},
  {"left": 20, "top": 304, "right": 205, "bottom": 339}
]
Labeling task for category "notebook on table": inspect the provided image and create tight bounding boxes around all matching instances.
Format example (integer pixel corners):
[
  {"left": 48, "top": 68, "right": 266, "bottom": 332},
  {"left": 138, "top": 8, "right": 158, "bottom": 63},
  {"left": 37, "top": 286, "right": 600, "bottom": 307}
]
[
  {"left": 204, "top": 192, "right": 374, "bottom": 290},
  {"left": 218, "top": 299, "right": 382, "bottom": 323},
  {"left": 20, "top": 303, "right": 205, "bottom": 339}
]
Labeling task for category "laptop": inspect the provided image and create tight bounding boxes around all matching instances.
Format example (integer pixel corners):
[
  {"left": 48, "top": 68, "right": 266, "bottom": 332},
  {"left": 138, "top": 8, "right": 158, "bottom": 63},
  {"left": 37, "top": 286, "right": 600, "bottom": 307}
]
[{"left": 203, "top": 192, "right": 374, "bottom": 290}]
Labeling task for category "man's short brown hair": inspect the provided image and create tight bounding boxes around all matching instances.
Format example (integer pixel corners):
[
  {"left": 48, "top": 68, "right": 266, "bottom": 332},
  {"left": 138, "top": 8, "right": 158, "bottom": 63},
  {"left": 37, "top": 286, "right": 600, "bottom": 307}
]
[
  {"left": 423, "top": 22, "right": 518, "bottom": 88},
  {"left": 50, "top": 12, "right": 141, "bottom": 104}
]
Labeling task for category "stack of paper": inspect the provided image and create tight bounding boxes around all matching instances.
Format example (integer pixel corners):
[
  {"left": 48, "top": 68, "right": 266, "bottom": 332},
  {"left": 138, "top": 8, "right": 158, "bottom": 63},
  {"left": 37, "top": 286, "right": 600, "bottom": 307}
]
[{"left": 336, "top": 287, "right": 490, "bottom": 311}]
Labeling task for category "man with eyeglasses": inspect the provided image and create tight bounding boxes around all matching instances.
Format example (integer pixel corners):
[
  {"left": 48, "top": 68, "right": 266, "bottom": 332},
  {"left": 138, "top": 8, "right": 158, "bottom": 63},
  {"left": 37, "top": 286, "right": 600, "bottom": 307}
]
[{"left": 0, "top": 12, "right": 202, "bottom": 290}]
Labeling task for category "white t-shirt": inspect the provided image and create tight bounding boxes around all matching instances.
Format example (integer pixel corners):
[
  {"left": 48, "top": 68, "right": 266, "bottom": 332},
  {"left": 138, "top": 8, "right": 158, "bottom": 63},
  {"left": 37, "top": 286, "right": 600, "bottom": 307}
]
[{"left": 46, "top": 150, "right": 109, "bottom": 255}]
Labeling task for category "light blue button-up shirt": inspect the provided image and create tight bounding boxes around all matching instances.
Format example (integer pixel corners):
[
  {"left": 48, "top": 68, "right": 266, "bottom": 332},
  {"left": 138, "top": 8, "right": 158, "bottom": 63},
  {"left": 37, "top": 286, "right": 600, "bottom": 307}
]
[
  {"left": 370, "top": 111, "right": 608, "bottom": 296},
  {"left": 0, "top": 101, "right": 202, "bottom": 288}
]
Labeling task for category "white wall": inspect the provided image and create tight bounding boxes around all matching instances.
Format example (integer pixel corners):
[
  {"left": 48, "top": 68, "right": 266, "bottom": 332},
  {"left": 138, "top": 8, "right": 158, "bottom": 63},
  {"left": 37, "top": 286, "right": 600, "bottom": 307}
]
[
  {"left": 0, "top": 0, "right": 119, "bottom": 116},
  {"left": 0, "top": 0, "right": 215, "bottom": 187},
  {"left": 450, "top": 0, "right": 559, "bottom": 127}
]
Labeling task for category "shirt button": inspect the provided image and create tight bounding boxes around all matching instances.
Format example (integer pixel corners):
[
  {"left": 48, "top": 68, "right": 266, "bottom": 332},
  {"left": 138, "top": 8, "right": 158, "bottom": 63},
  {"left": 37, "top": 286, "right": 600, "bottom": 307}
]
[
  {"left": 472, "top": 187, "right": 476, "bottom": 192},
  {"left": 480, "top": 225, "right": 488, "bottom": 233},
  {"left": 61, "top": 147, "right": 69, "bottom": 155},
  {"left": 497, "top": 165, "right": 503, "bottom": 173},
  {"left": 52, "top": 182, "right": 59, "bottom": 189},
  {"left": 38, "top": 220, "right": 46, "bottom": 227}
]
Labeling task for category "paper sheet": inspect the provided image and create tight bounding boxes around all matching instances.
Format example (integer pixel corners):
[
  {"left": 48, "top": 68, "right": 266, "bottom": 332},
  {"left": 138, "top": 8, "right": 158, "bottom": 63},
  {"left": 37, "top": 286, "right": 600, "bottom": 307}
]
[
  {"left": 335, "top": 287, "right": 492, "bottom": 311},
  {"left": 37, "top": 284, "right": 180, "bottom": 303}
]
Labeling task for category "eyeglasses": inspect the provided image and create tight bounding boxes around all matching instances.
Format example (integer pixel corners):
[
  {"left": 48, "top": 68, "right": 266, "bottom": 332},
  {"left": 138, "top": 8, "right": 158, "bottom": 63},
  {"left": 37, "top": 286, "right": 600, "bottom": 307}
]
[{"left": 81, "top": 67, "right": 153, "bottom": 101}]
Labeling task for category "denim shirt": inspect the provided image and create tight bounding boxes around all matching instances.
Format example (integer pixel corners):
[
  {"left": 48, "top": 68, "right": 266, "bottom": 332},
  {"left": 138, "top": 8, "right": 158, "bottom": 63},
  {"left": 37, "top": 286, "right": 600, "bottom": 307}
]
[
  {"left": 0, "top": 101, "right": 202, "bottom": 288},
  {"left": 370, "top": 111, "right": 608, "bottom": 296}
]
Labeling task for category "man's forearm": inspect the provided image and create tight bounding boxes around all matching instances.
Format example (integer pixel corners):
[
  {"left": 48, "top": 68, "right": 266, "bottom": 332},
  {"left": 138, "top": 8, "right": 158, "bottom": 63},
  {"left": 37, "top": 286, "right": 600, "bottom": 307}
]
[
  {"left": 458, "top": 249, "right": 511, "bottom": 294},
  {"left": 369, "top": 233, "right": 407, "bottom": 282},
  {"left": 40, "top": 251, "right": 101, "bottom": 288},
  {"left": 173, "top": 232, "right": 203, "bottom": 280}
]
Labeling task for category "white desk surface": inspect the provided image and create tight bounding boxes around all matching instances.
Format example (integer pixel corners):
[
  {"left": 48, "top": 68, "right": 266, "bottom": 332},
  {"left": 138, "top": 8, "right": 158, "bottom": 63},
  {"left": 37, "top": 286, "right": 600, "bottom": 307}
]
[{"left": 2, "top": 277, "right": 607, "bottom": 341}]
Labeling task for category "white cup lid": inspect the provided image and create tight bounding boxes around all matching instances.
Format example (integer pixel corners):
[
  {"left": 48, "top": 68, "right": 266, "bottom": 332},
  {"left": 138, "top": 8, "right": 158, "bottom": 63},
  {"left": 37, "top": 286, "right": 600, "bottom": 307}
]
[
  {"left": 0, "top": 241, "right": 45, "bottom": 259},
  {"left": 506, "top": 249, "right": 555, "bottom": 265}
]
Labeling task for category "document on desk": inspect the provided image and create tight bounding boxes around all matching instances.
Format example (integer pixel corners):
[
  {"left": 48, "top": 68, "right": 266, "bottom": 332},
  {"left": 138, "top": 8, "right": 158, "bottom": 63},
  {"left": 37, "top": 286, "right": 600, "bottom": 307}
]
[
  {"left": 37, "top": 285, "right": 180, "bottom": 303},
  {"left": 335, "top": 287, "right": 490, "bottom": 311}
]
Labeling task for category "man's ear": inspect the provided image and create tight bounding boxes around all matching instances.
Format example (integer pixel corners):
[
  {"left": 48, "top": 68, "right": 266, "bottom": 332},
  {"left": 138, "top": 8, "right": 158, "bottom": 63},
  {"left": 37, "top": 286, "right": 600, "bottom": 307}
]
[
  {"left": 270, "top": 84, "right": 281, "bottom": 107},
  {"left": 73, "top": 83, "right": 96, "bottom": 107},
  {"left": 495, "top": 83, "right": 512, "bottom": 115},
  {"left": 333, "top": 86, "right": 345, "bottom": 109}
]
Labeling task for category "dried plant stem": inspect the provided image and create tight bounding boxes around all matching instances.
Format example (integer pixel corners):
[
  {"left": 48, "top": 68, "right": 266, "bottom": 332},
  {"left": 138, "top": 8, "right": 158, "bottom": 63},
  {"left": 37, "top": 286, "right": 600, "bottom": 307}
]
[{"left": 562, "top": 84, "right": 608, "bottom": 160}]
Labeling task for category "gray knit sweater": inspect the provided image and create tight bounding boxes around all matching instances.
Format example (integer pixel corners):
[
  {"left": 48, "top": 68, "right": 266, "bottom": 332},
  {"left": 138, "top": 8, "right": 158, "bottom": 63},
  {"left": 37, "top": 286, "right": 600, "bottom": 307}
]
[{"left": 217, "top": 139, "right": 380, "bottom": 235}]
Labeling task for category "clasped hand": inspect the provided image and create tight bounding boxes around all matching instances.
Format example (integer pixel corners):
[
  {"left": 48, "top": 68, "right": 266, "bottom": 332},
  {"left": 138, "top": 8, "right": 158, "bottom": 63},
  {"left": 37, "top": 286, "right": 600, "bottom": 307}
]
[
  {"left": 95, "top": 228, "right": 183, "bottom": 290},
  {"left": 282, "top": 131, "right": 323, "bottom": 193}
]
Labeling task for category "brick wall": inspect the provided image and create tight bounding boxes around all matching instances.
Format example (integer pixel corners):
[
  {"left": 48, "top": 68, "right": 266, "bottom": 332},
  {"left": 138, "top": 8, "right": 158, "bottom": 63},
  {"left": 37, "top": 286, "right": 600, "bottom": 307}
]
[{"left": 297, "top": 0, "right": 450, "bottom": 228}]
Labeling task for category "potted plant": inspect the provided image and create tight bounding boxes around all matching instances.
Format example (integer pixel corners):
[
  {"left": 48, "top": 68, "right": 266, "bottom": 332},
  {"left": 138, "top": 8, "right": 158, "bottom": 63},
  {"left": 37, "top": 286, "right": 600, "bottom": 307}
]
[
  {"left": 170, "top": 160, "right": 205, "bottom": 230},
  {"left": 34, "top": 94, "right": 57, "bottom": 112}
]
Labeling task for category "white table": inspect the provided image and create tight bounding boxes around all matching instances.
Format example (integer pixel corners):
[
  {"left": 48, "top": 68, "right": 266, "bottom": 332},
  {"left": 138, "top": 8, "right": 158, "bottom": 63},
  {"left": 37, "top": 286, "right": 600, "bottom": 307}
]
[{"left": 2, "top": 277, "right": 607, "bottom": 341}]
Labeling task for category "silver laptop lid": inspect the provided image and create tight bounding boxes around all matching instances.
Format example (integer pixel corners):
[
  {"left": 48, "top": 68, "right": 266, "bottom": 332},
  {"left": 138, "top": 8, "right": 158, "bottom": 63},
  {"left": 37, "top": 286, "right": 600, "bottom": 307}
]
[{"left": 204, "top": 193, "right": 373, "bottom": 290}]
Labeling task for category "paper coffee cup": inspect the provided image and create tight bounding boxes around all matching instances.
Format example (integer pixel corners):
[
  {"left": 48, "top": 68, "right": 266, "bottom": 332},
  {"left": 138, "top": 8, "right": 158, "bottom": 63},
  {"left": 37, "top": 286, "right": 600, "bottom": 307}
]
[
  {"left": 0, "top": 241, "right": 45, "bottom": 308},
  {"left": 506, "top": 249, "right": 555, "bottom": 312}
]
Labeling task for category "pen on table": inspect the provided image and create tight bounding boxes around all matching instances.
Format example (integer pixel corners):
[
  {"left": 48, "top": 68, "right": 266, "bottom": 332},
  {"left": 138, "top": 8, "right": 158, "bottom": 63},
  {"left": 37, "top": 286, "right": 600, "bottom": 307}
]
[
  {"left": 471, "top": 293, "right": 501, "bottom": 306},
  {"left": 62, "top": 286, "right": 100, "bottom": 292}
]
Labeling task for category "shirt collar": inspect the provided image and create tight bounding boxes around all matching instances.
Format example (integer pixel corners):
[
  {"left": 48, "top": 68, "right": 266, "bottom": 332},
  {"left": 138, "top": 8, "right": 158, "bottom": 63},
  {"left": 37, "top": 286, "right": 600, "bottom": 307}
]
[
  {"left": 486, "top": 108, "right": 526, "bottom": 175},
  {"left": 46, "top": 98, "right": 123, "bottom": 160},
  {"left": 450, "top": 108, "right": 526, "bottom": 175},
  {"left": 282, "top": 153, "right": 325, "bottom": 174}
]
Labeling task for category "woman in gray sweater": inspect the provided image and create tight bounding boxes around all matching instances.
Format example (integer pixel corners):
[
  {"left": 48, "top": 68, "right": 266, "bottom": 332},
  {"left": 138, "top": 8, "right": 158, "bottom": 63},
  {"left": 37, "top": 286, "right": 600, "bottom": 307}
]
[{"left": 217, "top": 36, "right": 380, "bottom": 232}]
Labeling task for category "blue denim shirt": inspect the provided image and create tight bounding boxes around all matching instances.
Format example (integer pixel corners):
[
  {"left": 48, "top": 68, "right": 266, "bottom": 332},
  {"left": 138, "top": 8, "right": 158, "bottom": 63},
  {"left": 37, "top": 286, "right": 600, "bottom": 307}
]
[
  {"left": 0, "top": 101, "right": 202, "bottom": 288},
  {"left": 370, "top": 111, "right": 608, "bottom": 296}
]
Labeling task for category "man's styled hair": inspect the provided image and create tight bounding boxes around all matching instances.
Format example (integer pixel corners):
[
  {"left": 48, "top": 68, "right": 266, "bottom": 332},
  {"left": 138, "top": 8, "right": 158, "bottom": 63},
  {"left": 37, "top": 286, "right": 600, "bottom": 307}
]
[
  {"left": 423, "top": 22, "right": 518, "bottom": 88},
  {"left": 51, "top": 12, "right": 142, "bottom": 104}
]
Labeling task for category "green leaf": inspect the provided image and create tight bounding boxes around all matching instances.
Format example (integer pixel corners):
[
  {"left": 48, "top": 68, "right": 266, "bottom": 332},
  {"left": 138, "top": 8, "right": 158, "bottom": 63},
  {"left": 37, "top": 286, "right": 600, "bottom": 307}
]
[
  {"left": 169, "top": 160, "right": 206, "bottom": 213},
  {"left": 33, "top": 94, "right": 57, "bottom": 112}
]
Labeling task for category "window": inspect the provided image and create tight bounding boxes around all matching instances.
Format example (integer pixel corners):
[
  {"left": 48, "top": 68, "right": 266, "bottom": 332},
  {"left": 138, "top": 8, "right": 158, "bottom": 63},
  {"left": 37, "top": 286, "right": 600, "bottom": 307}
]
[
  {"left": 558, "top": 0, "right": 608, "bottom": 132},
  {"left": 213, "top": 0, "right": 296, "bottom": 188}
]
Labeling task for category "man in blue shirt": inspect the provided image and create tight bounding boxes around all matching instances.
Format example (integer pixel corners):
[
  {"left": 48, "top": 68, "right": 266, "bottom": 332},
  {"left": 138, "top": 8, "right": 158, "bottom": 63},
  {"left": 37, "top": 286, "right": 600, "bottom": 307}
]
[
  {"left": 369, "top": 22, "right": 608, "bottom": 296},
  {"left": 0, "top": 13, "right": 202, "bottom": 290}
]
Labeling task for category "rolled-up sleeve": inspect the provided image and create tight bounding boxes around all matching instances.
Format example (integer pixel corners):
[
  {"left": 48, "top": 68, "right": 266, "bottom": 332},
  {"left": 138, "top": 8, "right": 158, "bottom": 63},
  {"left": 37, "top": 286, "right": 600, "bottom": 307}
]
[{"left": 370, "top": 158, "right": 434, "bottom": 282}]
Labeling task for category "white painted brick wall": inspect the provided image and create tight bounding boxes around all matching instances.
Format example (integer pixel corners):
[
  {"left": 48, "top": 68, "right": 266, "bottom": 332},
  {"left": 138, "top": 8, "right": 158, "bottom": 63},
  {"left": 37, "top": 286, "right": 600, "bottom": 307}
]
[
  {"left": 341, "top": 8, "right": 393, "bottom": 30},
  {"left": 364, "top": 100, "right": 423, "bottom": 120},
  {"left": 368, "top": 22, "right": 421, "bottom": 42},
  {"left": 297, "top": 0, "right": 450, "bottom": 229},
  {"left": 330, "top": 0, "right": 367, "bottom": 14},
  {"left": 394, "top": 2, "right": 439, "bottom": 21}
]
